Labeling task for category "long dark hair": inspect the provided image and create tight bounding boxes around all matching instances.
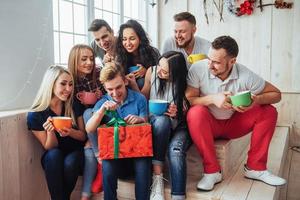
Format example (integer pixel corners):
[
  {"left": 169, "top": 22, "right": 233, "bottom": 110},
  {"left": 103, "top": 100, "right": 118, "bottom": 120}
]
[
  {"left": 116, "top": 19, "right": 159, "bottom": 71},
  {"left": 154, "top": 51, "right": 190, "bottom": 121}
]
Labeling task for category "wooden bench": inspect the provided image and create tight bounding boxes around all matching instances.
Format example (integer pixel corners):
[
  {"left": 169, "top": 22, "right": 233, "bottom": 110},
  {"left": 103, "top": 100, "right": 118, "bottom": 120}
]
[
  {"left": 0, "top": 111, "right": 288, "bottom": 200},
  {"left": 72, "top": 133, "right": 251, "bottom": 199},
  {"left": 113, "top": 127, "right": 289, "bottom": 200}
]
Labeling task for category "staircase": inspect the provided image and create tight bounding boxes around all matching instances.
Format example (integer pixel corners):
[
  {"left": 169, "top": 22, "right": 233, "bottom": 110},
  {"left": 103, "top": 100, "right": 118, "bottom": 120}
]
[{"left": 72, "top": 127, "right": 289, "bottom": 200}]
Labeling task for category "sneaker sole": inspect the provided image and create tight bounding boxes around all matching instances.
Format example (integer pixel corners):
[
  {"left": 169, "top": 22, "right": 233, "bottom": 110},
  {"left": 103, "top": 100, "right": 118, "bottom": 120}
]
[
  {"left": 196, "top": 180, "right": 222, "bottom": 191},
  {"left": 244, "top": 176, "right": 286, "bottom": 186}
]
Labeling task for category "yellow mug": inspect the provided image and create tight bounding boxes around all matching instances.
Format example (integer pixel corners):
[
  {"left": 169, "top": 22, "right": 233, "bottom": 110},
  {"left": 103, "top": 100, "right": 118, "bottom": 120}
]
[{"left": 187, "top": 54, "right": 207, "bottom": 64}]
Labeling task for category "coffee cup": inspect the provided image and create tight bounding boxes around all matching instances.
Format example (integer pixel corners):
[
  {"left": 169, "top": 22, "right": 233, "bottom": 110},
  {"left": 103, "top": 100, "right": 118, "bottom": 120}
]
[
  {"left": 128, "top": 66, "right": 140, "bottom": 73},
  {"left": 76, "top": 91, "right": 97, "bottom": 105},
  {"left": 230, "top": 90, "right": 252, "bottom": 107},
  {"left": 149, "top": 99, "right": 169, "bottom": 115},
  {"left": 52, "top": 116, "right": 72, "bottom": 131},
  {"left": 187, "top": 54, "right": 207, "bottom": 64}
]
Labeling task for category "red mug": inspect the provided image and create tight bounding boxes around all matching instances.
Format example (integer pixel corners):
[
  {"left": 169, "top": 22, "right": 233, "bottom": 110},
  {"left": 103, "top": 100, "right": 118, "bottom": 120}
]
[{"left": 76, "top": 91, "right": 98, "bottom": 105}]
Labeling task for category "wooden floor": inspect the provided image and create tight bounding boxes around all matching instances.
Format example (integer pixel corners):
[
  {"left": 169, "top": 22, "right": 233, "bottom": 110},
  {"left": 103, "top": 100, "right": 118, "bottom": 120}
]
[{"left": 72, "top": 127, "right": 288, "bottom": 200}]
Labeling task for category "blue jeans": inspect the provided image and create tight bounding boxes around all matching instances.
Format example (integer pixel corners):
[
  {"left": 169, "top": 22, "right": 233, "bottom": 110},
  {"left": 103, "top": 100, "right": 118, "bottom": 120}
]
[
  {"left": 102, "top": 158, "right": 151, "bottom": 200},
  {"left": 150, "top": 115, "right": 172, "bottom": 165},
  {"left": 150, "top": 115, "right": 192, "bottom": 197},
  {"left": 83, "top": 108, "right": 99, "bottom": 157},
  {"left": 82, "top": 108, "right": 99, "bottom": 197},
  {"left": 41, "top": 148, "right": 83, "bottom": 200},
  {"left": 168, "top": 124, "right": 192, "bottom": 197},
  {"left": 81, "top": 147, "right": 98, "bottom": 197}
]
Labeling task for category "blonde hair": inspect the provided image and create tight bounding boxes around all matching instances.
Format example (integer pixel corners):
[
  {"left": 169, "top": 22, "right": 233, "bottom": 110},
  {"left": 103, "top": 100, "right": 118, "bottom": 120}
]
[
  {"left": 100, "top": 62, "right": 125, "bottom": 84},
  {"left": 30, "top": 65, "right": 76, "bottom": 125},
  {"left": 68, "top": 44, "right": 97, "bottom": 88}
]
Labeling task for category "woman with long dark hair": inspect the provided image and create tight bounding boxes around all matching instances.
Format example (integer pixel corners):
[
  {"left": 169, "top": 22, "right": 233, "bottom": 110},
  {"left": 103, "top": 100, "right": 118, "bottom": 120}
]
[
  {"left": 116, "top": 19, "right": 160, "bottom": 88},
  {"left": 128, "top": 51, "right": 192, "bottom": 200}
]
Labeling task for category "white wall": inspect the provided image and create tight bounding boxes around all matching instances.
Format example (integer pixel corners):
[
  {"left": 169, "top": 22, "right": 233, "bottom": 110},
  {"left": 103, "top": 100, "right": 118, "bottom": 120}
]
[
  {"left": 159, "top": 0, "right": 300, "bottom": 91},
  {"left": 0, "top": 0, "right": 54, "bottom": 111},
  {"left": 158, "top": 1, "right": 300, "bottom": 199}
]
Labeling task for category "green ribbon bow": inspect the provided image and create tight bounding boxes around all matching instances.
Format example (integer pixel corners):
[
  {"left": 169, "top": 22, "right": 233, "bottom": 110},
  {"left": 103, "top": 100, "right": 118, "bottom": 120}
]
[{"left": 105, "top": 110, "right": 126, "bottom": 159}]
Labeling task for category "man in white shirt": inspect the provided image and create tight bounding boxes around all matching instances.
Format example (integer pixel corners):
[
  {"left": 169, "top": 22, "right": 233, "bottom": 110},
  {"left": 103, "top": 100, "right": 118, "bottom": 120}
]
[
  {"left": 162, "top": 12, "right": 211, "bottom": 69},
  {"left": 186, "top": 35, "right": 286, "bottom": 191}
]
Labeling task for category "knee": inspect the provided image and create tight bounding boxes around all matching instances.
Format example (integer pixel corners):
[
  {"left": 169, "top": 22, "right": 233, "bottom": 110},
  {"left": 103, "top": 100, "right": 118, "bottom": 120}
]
[
  {"left": 83, "top": 108, "right": 93, "bottom": 124},
  {"left": 262, "top": 105, "right": 278, "bottom": 120},
  {"left": 169, "top": 140, "right": 185, "bottom": 159},
  {"left": 64, "top": 151, "right": 83, "bottom": 170},
  {"left": 84, "top": 147, "right": 95, "bottom": 158},
  {"left": 151, "top": 116, "right": 171, "bottom": 135},
  {"left": 187, "top": 105, "right": 209, "bottom": 123},
  {"left": 42, "top": 148, "right": 63, "bottom": 169},
  {"left": 44, "top": 148, "right": 63, "bottom": 162}
]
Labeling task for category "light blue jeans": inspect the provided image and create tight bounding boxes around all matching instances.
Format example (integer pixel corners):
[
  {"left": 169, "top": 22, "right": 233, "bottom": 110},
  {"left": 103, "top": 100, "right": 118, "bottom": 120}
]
[
  {"left": 81, "top": 108, "right": 98, "bottom": 197},
  {"left": 150, "top": 115, "right": 192, "bottom": 198}
]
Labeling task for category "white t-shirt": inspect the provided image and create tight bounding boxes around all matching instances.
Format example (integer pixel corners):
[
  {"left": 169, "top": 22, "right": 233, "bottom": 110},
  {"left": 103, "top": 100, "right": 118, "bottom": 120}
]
[
  {"left": 187, "top": 60, "right": 265, "bottom": 119},
  {"left": 162, "top": 36, "right": 211, "bottom": 69}
]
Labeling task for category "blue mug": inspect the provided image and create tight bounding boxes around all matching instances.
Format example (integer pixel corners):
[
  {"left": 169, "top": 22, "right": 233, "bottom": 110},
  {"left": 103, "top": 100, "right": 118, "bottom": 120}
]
[
  {"left": 128, "top": 66, "right": 139, "bottom": 73},
  {"left": 149, "top": 99, "right": 169, "bottom": 115}
]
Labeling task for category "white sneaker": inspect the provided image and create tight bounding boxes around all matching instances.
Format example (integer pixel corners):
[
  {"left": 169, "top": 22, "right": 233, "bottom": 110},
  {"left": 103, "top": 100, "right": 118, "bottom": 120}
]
[
  {"left": 150, "top": 174, "right": 165, "bottom": 200},
  {"left": 197, "top": 172, "right": 222, "bottom": 191},
  {"left": 244, "top": 165, "right": 286, "bottom": 186}
]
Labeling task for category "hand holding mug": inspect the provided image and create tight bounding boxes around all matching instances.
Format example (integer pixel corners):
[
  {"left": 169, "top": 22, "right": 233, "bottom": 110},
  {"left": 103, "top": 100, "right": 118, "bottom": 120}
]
[
  {"left": 43, "top": 117, "right": 55, "bottom": 133},
  {"left": 165, "top": 103, "right": 177, "bottom": 118},
  {"left": 57, "top": 127, "right": 72, "bottom": 137},
  {"left": 133, "top": 64, "right": 146, "bottom": 78},
  {"left": 76, "top": 91, "right": 98, "bottom": 105},
  {"left": 213, "top": 91, "right": 232, "bottom": 109},
  {"left": 232, "top": 93, "right": 256, "bottom": 113}
]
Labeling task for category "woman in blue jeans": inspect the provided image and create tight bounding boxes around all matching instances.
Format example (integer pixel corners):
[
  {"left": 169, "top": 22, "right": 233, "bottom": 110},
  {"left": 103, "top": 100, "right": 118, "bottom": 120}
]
[
  {"left": 68, "top": 44, "right": 106, "bottom": 199},
  {"left": 128, "top": 51, "right": 192, "bottom": 200},
  {"left": 27, "top": 65, "right": 86, "bottom": 200}
]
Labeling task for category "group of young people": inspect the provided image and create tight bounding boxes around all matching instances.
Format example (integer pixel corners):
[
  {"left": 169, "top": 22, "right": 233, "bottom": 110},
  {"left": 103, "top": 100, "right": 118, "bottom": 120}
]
[{"left": 27, "top": 11, "right": 286, "bottom": 200}]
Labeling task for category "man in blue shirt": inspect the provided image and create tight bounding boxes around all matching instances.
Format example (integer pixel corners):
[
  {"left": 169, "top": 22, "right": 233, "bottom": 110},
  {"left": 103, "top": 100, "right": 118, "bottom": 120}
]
[{"left": 86, "top": 63, "right": 151, "bottom": 200}]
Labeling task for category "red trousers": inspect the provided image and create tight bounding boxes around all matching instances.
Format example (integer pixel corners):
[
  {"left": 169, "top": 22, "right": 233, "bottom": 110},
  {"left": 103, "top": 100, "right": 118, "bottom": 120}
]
[{"left": 187, "top": 105, "right": 277, "bottom": 173}]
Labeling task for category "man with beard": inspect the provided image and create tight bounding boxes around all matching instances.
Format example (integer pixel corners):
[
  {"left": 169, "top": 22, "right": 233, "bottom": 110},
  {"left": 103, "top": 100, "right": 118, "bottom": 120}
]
[
  {"left": 88, "top": 19, "right": 116, "bottom": 65},
  {"left": 186, "top": 35, "right": 286, "bottom": 191},
  {"left": 162, "top": 12, "right": 211, "bottom": 69}
]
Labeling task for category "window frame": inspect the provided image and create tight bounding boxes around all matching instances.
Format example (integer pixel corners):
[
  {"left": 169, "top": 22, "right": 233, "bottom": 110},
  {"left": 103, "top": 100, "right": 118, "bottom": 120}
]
[{"left": 53, "top": 0, "right": 150, "bottom": 65}]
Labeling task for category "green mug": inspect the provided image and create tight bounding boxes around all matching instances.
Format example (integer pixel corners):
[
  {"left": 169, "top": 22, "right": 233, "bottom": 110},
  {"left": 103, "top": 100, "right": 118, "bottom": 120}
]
[{"left": 230, "top": 90, "right": 252, "bottom": 107}]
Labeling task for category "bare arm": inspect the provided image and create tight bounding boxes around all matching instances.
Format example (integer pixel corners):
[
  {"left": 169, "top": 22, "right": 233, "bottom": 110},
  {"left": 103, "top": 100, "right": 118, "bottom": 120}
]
[
  {"left": 253, "top": 81, "right": 281, "bottom": 104},
  {"left": 140, "top": 67, "right": 152, "bottom": 99},
  {"left": 32, "top": 117, "right": 58, "bottom": 150},
  {"left": 185, "top": 85, "right": 232, "bottom": 109},
  {"left": 85, "top": 100, "right": 118, "bottom": 133},
  {"left": 85, "top": 106, "right": 106, "bottom": 133}
]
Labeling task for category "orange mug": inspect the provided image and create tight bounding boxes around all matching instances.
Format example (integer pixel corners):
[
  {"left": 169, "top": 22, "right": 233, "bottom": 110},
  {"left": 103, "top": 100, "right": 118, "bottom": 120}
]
[
  {"left": 76, "top": 91, "right": 98, "bottom": 105},
  {"left": 52, "top": 116, "right": 72, "bottom": 131}
]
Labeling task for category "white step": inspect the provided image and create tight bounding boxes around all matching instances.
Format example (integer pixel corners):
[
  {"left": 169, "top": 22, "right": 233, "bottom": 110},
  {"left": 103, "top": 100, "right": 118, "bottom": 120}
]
[
  {"left": 113, "top": 134, "right": 251, "bottom": 200},
  {"left": 72, "top": 127, "right": 288, "bottom": 200}
]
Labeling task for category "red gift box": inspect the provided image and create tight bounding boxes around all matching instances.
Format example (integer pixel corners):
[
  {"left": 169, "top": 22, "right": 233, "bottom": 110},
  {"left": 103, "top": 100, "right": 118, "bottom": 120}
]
[{"left": 98, "top": 122, "right": 153, "bottom": 160}]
